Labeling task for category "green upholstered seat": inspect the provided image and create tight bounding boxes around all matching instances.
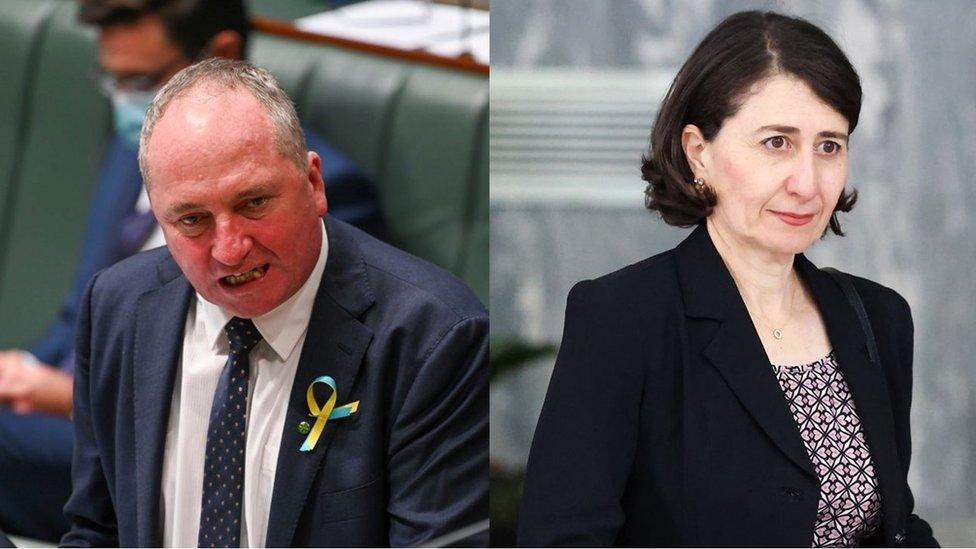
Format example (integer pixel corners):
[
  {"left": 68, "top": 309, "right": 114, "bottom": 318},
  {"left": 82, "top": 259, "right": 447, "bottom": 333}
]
[
  {"left": 296, "top": 46, "right": 409, "bottom": 182},
  {"left": 0, "top": 1, "right": 111, "bottom": 347},
  {"left": 0, "top": 0, "right": 60, "bottom": 283},
  {"left": 380, "top": 66, "right": 488, "bottom": 275}
]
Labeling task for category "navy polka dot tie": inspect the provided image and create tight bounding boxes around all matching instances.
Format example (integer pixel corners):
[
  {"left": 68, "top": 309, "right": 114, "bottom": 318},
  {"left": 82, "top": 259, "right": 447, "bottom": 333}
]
[{"left": 198, "top": 317, "right": 262, "bottom": 548}]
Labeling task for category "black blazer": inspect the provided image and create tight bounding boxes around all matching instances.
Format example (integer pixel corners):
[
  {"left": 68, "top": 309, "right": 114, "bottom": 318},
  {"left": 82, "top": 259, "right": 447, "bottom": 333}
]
[{"left": 518, "top": 225, "right": 936, "bottom": 547}]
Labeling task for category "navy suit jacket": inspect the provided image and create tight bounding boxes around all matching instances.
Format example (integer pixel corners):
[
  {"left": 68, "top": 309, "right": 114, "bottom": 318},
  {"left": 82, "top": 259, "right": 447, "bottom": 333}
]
[
  {"left": 519, "top": 224, "right": 936, "bottom": 547},
  {"left": 60, "top": 216, "right": 488, "bottom": 547},
  {"left": 29, "top": 131, "right": 384, "bottom": 370}
]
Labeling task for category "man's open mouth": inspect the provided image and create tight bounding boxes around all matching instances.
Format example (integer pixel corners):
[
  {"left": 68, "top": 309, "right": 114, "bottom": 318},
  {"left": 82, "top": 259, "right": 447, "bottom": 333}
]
[{"left": 221, "top": 264, "right": 269, "bottom": 286}]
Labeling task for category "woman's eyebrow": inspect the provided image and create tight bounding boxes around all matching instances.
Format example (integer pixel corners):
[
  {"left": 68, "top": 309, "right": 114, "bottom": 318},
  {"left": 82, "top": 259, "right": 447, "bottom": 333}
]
[
  {"left": 818, "top": 130, "right": 849, "bottom": 142},
  {"left": 754, "top": 125, "right": 849, "bottom": 141},
  {"left": 755, "top": 124, "right": 800, "bottom": 135}
]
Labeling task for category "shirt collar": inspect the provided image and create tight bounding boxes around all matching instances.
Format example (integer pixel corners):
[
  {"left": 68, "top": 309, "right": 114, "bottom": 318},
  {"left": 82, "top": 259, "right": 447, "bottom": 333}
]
[{"left": 197, "top": 220, "right": 329, "bottom": 361}]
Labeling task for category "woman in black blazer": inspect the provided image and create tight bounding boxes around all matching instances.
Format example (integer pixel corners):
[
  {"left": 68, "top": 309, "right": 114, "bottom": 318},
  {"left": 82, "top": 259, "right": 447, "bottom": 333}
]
[{"left": 518, "top": 11, "right": 937, "bottom": 548}]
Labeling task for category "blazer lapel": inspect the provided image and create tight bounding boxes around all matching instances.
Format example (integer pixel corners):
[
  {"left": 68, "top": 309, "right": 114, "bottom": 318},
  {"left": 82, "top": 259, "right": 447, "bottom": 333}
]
[
  {"left": 265, "top": 217, "right": 375, "bottom": 547},
  {"left": 702, "top": 315, "right": 819, "bottom": 479},
  {"left": 796, "top": 257, "right": 905, "bottom": 543},
  {"left": 132, "top": 255, "right": 193, "bottom": 547},
  {"left": 675, "top": 225, "right": 817, "bottom": 479}
]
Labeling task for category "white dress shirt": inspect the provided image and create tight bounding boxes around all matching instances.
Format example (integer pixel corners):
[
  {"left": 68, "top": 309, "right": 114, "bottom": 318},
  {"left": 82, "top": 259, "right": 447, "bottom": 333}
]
[{"left": 160, "top": 221, "right": 329, "bottom": 548}]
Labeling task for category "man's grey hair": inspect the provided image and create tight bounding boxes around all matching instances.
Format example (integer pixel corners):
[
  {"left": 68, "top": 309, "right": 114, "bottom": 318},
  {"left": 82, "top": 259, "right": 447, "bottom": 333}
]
[{"left": 138, "top": 58, "right": 307, "bottom": 187}]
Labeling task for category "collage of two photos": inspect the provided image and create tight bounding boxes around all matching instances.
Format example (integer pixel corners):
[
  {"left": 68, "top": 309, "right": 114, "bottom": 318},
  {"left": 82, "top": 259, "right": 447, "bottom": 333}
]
[{"left": 0, "top": 0, "right": 973, "bottom": 547}]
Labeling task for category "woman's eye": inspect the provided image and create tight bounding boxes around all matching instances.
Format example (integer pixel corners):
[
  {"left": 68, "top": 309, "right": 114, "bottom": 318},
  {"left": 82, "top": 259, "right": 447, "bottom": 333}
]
[
  {"left": 763, "top": 136, "right": 788, "bottom": 150},
  {"left": 818, "top": 141, "right": 842, "bottom": 154}
]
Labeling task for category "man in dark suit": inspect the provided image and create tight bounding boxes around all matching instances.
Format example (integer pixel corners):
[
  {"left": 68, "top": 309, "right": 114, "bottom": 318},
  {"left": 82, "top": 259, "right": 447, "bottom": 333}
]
[
  {"left": 59, "top": 58, "right": 487, "bottom": 547},
  {"left": 0, "top": 1, "right": 382, "bottom": 541}
]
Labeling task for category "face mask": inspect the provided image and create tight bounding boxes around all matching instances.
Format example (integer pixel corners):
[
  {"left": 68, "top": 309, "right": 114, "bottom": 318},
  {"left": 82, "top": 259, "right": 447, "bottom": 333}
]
[{"left": 111, "top": 89, "right": 156, "bottom": 149}]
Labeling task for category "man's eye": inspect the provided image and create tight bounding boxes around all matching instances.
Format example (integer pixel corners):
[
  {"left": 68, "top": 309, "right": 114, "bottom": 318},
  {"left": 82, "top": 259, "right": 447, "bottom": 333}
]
[
  {"left": 248, "top": 197, "right": 268, "bottom": 208},
  {"left": 763, "top": 136, "right": 789, "bottom": 150},
  {"left": 179, "top": 215, "right": 201, "bottom": 226}
]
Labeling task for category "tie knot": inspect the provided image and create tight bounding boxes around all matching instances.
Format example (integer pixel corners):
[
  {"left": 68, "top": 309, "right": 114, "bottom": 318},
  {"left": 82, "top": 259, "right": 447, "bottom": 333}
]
[{"left": 225, "top": 317, "right": 262, "bottom": 355}]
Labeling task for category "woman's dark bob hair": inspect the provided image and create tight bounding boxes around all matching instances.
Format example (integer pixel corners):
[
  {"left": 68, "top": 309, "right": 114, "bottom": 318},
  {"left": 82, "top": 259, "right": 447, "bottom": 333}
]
[{"left": 641, "top": 11, "right": 862, "bottom": 236}]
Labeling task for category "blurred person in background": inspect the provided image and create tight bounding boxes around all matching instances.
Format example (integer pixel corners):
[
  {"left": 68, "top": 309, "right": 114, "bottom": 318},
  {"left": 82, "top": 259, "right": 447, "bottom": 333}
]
[
  {"left": 0, "top": 0, "right": 382, "bottom": 541},
  {"left": 518, "top": 11, "right": 937, "bottom": 547}
]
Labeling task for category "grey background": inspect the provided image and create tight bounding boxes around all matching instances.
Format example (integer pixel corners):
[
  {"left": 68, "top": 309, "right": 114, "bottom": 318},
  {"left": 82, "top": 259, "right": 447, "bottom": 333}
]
[{"left": 489, "top": 0, "right": 976, "bottom": 544}]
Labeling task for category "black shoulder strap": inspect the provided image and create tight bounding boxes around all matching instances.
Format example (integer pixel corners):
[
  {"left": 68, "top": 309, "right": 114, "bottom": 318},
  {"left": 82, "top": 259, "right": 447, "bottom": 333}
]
[{"left": 821, "top": 267, "right": 880, "bottom": 365}]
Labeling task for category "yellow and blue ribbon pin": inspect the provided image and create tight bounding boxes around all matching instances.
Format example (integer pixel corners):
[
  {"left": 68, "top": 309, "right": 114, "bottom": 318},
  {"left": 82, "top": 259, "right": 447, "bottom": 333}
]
[{"left": 299, "top": 375, "right": 359, "bottom": 452}]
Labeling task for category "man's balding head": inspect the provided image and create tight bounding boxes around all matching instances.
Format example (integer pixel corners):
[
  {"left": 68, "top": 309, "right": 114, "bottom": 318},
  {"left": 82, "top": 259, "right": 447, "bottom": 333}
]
[{"left": 139, "top": 59, "right": 307, "bottom": 189}]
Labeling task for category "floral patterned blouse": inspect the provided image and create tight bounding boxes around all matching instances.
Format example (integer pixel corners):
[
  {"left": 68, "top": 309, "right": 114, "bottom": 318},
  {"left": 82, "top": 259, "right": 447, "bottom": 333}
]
[{"left": 772, "top": 351, "right": 883, "bottom": 547}]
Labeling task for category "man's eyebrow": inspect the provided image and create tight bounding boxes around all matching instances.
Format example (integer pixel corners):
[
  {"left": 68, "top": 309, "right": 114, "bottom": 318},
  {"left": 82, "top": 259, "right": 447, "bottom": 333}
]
[
  {"left": 232, "top": 183, "right": 276, "bottom": 200},
  {"left": 755, "top": 125, "right": 849, "bottom": 142},
  {"left": 165, "top": 201, "right": 204, "bottom": 217}
]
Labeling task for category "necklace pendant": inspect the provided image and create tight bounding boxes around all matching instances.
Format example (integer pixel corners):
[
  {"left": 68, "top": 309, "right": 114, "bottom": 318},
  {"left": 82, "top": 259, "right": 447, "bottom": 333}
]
[{"left": 773, "top": 329, "right": 783, "bottom": 340}]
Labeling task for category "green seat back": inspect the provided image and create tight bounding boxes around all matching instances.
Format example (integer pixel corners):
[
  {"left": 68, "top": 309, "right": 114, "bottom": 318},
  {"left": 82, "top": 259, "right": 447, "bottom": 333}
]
[
  {"left": 249, "top": 34, "right": 320, "bottom": 116},
  {"left": 299, "top": 48, "right": 408, "bottom": 181},
  {"left": 0, "top": 1, "right": 111, "bottom": 347},
  {"left": 0, "top": 0, "right": 59, "bottom": 281},
  {"left": 381, "top": 66, "right": 488, "bottom": 286}
]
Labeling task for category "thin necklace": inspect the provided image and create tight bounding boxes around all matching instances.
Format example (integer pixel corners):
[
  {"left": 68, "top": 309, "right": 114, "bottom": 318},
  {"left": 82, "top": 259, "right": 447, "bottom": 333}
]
[{"left": 738, "top": 274, "right": 799, "bottom": 341}]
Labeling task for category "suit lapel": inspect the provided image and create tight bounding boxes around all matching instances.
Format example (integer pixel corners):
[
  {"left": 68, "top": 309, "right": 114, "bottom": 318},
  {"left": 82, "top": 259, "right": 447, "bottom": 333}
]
[
  {"left": 676, "top": 225, "right": 818, "bottom": 479},
  {"left": 796, "top": 258, "right": 905, "bottom": 543},
  {"left": 701, "top": 315, "right": 819, "bottom": 478},
  {"left": 265, "top": 217, "right": 375, "bottom": 547},
  {"left": 132, "top": 255, "right": 192, "bottom": 547}
]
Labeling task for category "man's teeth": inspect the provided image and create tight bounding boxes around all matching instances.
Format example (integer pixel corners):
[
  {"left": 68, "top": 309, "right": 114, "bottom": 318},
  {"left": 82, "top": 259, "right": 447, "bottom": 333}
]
[{"left": 224, "top": 266, "right": 266, "bottom": 286}]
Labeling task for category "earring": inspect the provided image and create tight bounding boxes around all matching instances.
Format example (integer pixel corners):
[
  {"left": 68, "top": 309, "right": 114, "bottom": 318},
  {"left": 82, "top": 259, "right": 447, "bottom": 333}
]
[{"left": 693, "top": 177, "right": 707, "bottom": 194}]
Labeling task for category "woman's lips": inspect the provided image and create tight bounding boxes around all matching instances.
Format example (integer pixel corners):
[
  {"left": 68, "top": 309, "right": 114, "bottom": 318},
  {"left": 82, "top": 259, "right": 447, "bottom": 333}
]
[{"left": 770, "top": 210, "right": 815, "bottom": 226}]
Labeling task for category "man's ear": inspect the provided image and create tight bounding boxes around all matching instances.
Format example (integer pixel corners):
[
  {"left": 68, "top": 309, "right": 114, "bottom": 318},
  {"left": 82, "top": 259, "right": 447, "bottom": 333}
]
[
  {"left": 307, "top": 151, "right": 328, "bottom": 217},
  {"left": 681, "top": 124, "right": 708, "bottom": 179}
]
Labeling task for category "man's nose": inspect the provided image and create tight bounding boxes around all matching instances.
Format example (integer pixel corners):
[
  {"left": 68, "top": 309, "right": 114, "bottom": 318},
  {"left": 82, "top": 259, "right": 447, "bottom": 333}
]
[{"left": 210, "top": 218, "right": 252, "bottom": 266}]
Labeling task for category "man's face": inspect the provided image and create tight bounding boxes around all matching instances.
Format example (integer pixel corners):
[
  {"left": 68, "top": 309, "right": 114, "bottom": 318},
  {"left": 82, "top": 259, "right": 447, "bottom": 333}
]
[
  {"left": 145, "top": 87, "right": 328, "bottom": 318},
  {"left": 98, "top": 14, "right": 189, "bottom": 92}
]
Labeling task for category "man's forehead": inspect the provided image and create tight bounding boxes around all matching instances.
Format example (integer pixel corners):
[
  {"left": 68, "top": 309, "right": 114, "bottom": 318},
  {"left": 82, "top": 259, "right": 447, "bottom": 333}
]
[
  {"left": 160, "top": 85, "right": 268, "bottom": 130},
  {"left": 145, "top": 87, "right": 283, "bottom": 197},
  {"left": 149, "top": 87, "right": 273, "bottom": 158}
]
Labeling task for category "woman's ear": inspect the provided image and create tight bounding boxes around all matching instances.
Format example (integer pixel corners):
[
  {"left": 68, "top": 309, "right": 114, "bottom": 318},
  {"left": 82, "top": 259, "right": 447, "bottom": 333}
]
[{"left": 681, "top": 124, "right": 708, "bottom": 178}]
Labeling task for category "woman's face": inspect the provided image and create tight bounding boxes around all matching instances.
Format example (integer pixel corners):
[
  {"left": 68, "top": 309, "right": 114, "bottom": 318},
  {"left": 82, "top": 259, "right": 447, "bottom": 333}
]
[{"left": 688, "top": 74, "right": 850, "bottom": 257}]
